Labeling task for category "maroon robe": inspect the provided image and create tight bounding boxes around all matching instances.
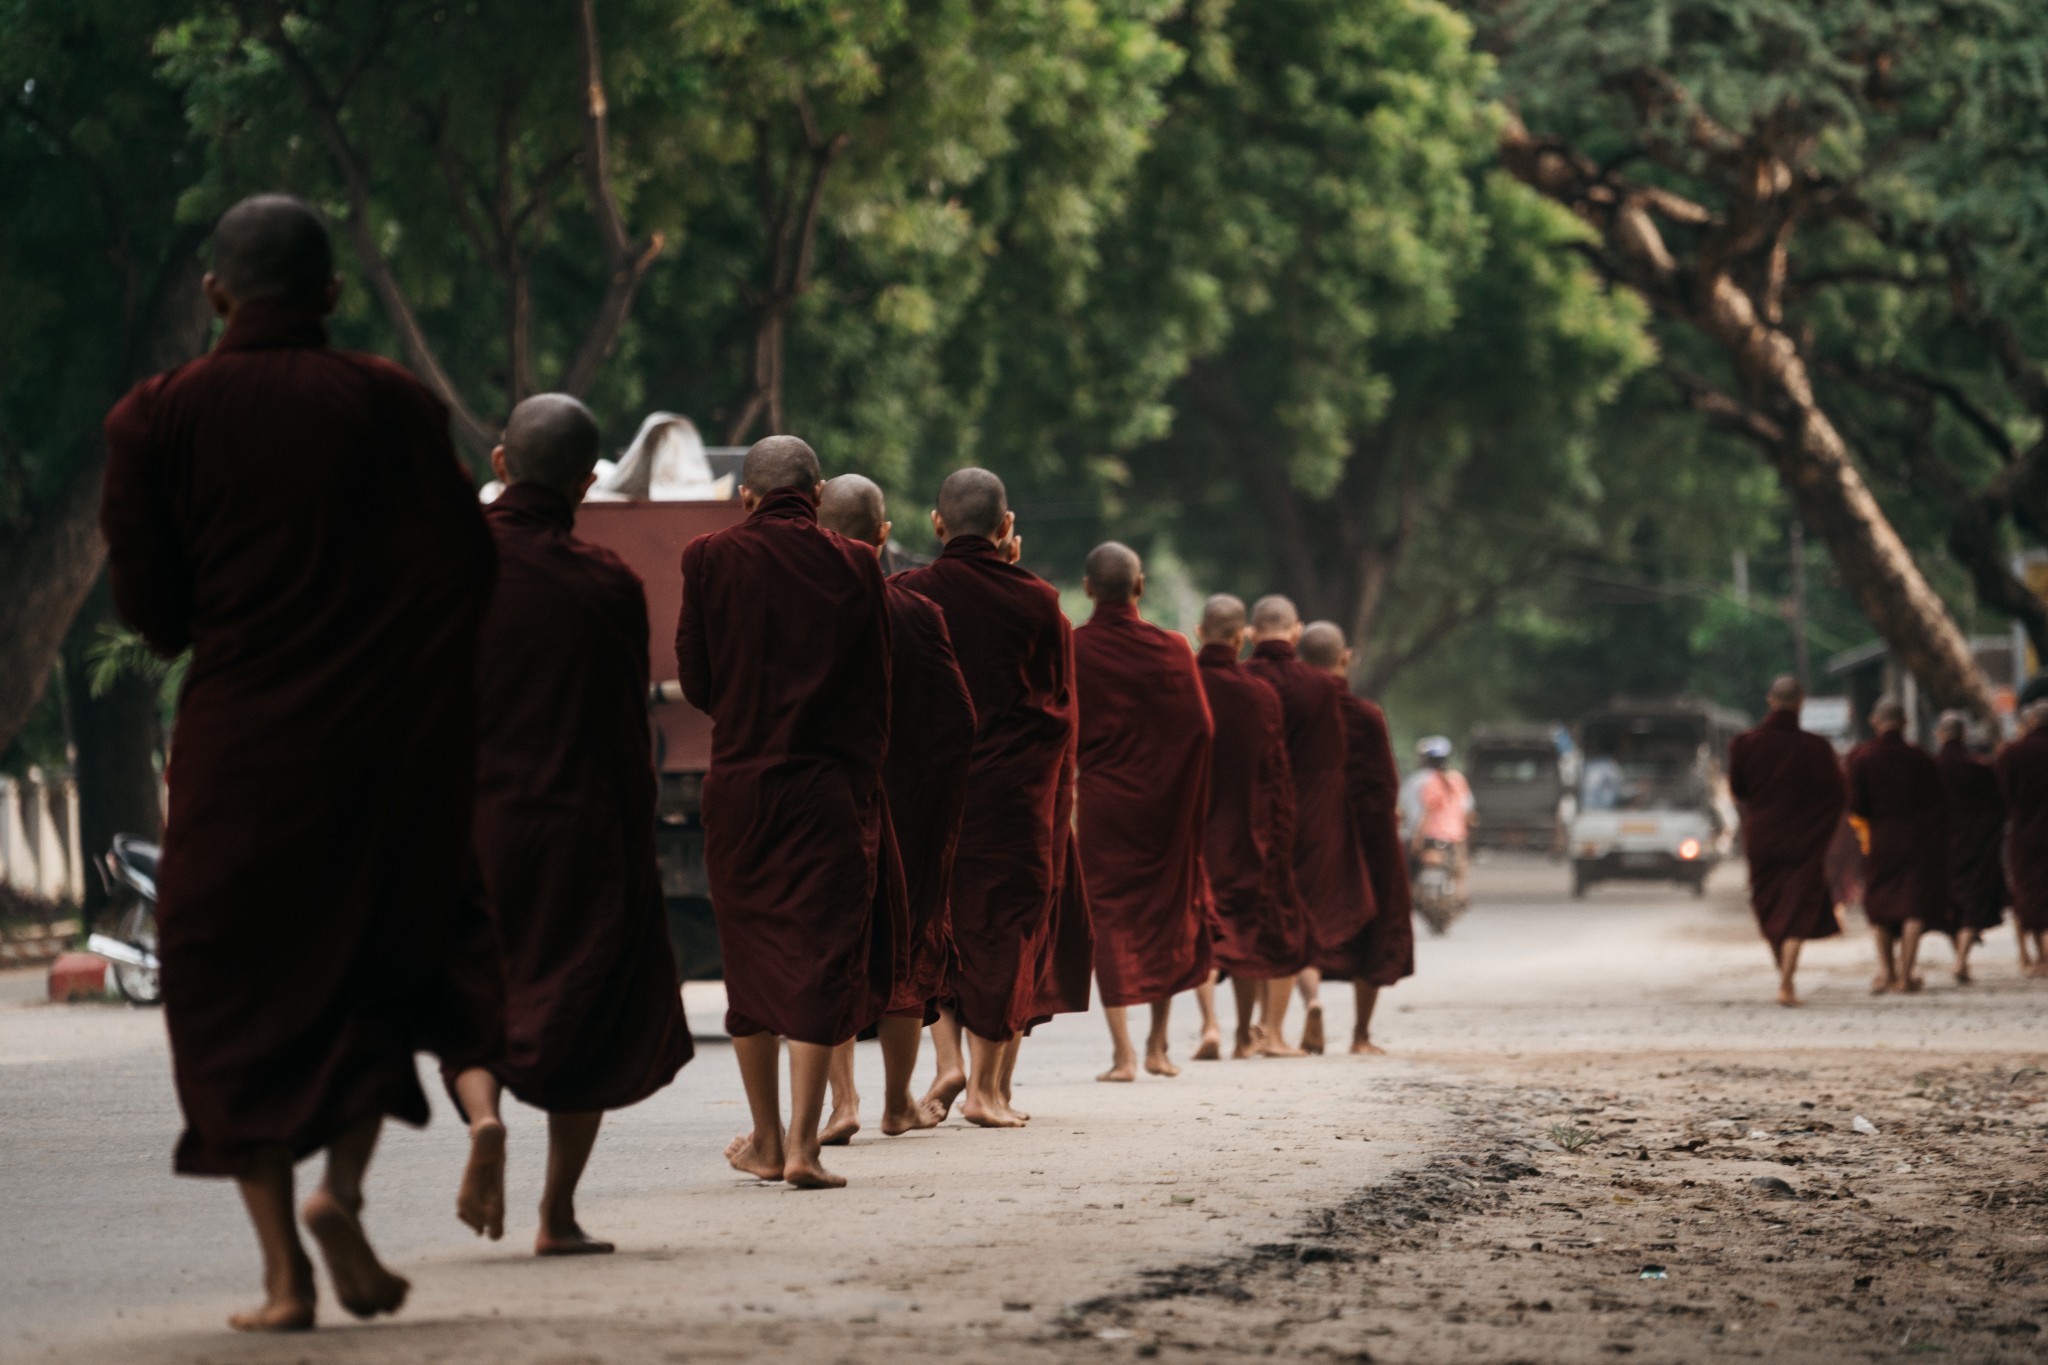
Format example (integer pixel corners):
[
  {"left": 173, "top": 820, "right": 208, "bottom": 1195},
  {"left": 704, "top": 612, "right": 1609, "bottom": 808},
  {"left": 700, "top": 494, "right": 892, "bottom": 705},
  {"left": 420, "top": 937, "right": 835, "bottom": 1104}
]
[
  {"left": 1244, "top": 640, "right": 1373, "bottom": 955},
  {"left": 1996, "top": 727, "right": 2048, "bottom": 934},
  {"left": 676, "top": 488, "right": 893, "bottom": 1045},
  {"left": 1728, "top": 710, "right": 1846, "bottom": 945},
  {"left": 1847, "top": 732, "right": 1949, "bottom": 930},
  {"left": 1938, "top": 739, "right": 2008, "bottom": 936},
  {"left": 100, "top": 298, "right": 497, "bottom": 1177},
  {"left": 881, "top": 581, "right": 976, "bottom": 1015},
  {"left": 895, "top": 536, "right": 1089, "bottom": 1039},
  {"left": 1195, "top": 644, "right": 1309, "bottom": 978},
  {"left": 1318, "top": 692, "right": 1416, "bottom": 987},
  {"left": 467, "top": 484, "right": 692, "bottom": 1111},
  {"left": 1073, "top": 602, "right": 1214, "bottom": 1007}
]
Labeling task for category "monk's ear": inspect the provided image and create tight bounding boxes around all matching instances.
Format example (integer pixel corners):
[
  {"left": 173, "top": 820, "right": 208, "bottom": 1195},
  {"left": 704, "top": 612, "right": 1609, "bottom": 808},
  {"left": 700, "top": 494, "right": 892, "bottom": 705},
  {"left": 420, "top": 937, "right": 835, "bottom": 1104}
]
[
  {"left": 201, "top": 272, "right": 235, "bottom": 319},
  {"left": 930, "top": 509, "right": 947, "bottom": 541},
  {"left": 876, "top": 518, "right": 892, "bottom": 549},
  {"left": 740, "top": 486, "right": 759, "bottom": 512},
  {"left": 575, "top": 469, "right": 599, "bottom": 504},
  {"left": 1132, "top": 571, "right": 1146, "bottom": 602},
  {"left": 490, "top": 445, "right": 511, "bottom": 486},
  {"left": 996, "top": 510, "right": 1016, "bottom": 543}
]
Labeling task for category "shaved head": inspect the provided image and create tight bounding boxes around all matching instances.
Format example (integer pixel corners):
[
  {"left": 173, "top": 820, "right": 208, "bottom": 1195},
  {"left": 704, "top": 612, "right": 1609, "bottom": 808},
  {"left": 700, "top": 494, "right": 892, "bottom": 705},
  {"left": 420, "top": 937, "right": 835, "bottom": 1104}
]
[
  {"left": 1934, "top": 710, "right": 1969, "bottom": 745},
  {"left": 1084, "top": 541, "right": 1142, "bottom": 604},
  {"left": 1298, "top": 620, "right": 1347, "bottom": 671},
  {"left": 500, "top": 394, "right": 600, "bottom": 496},
  {"left": 741, "top": 435, "right": 821, "bottom": 496},
  {"left": 1871, "top": 696, "right": 1907, "bottom": 732},
  {"left": 1767, "top": 674, "right": 1805, "bottom": 713},
  {"left": 211, "top": 194, "right": 334, "bottom": 303},
  {"left": 936, "top": 468, "right": 1008, "bottom": 539},
  {"left": 819, "top": 474, "right": 888, "bottom": 545},
  {"left": 1198, "top": 594, "right": 1247, "bottom": 644},
  {"left": 1250, "top": 594, "right": 1299, "bottom": 637}
]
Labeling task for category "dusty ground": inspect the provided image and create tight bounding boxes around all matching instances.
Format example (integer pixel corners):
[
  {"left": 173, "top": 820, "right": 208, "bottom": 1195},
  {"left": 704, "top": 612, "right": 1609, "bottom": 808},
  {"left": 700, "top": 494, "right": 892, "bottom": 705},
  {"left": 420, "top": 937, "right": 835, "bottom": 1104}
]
[{"left": 7, "top": 860, "right": 2046, "bottom": 1364}]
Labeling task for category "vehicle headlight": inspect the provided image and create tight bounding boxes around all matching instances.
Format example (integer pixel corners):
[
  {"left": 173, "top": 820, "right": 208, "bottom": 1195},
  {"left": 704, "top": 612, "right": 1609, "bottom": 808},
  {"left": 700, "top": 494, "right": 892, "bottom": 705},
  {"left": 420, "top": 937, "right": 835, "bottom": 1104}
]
[{"left": 1678, "top": 838, "right": 1702, "bottom": 860}]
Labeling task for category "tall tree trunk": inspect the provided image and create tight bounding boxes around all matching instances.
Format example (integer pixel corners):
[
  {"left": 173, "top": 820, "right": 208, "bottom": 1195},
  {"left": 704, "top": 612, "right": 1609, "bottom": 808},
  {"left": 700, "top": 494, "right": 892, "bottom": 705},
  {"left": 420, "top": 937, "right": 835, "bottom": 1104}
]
[{"left": 62, "top": 586, "right": 164, "bottom": 919}]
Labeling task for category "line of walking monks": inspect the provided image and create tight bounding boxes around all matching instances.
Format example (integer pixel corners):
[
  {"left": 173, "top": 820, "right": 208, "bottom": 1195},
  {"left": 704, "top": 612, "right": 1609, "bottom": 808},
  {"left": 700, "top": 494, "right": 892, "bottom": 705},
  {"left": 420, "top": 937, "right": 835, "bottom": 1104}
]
[
  {"left": 95, "top": 196, "right": 1416, "bottom": 1333},
  {"left": 1729, "top": 676, "right": 2048, "bottom": 1007}
]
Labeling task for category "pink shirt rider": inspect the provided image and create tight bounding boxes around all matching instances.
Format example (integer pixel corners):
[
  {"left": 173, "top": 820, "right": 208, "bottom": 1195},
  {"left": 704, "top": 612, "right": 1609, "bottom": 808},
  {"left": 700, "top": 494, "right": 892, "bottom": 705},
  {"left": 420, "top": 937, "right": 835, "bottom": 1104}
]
[{"left": 1418, "top": 768, "right": 1472, "bottom": 843}]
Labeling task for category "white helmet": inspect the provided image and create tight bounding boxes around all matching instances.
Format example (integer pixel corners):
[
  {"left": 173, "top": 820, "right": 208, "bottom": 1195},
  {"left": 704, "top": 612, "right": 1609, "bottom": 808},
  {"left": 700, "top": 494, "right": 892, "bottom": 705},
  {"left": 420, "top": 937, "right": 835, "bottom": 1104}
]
[{"left": 1418, "top": 736, "right": 1453, "bottom": 761}]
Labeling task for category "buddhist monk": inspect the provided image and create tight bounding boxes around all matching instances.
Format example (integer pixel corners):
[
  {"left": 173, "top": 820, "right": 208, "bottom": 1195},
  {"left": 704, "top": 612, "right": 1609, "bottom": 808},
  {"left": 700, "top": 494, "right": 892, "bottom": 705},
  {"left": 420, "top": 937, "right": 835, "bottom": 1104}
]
[
  {"left": 894, "top": 469, "right": 1085, "bottom": 1127},
  {"left": 1933, "top": 711, "right": 2007, "bottom": 984},
  {"left": 1299, "top": 622, "right": 1415, "bottom": 1054},
  {"left": 1190, "top": 595, "right": 1308, "bottom": 1059},
  {"left": 675, "top": 436, "right": 894, "bottom": 1188},
  {"left": 1847, "top": 698, "right": 1947, "bottom": 994},
  {"left": 1072, "top": 543, "right": 1215, "bottom": 1082},
  {"left": 816, "top": 474, "right": 974, "bottom": 1139},
  {"left": 100, "top": 195, "right": 497, "bottom": 1330},
  {"left": 437, "top": 395, "right": 693, "bottom": 1256},
  {"left": 1243, "top": 596, "right": 1372, "bottom": 1053},
  {"left": 1997, "top": 701, "right": 2048, "bottom": 977},
  {"left": 1727, "top": 676, "right": 1846, "bottom": 1006}
]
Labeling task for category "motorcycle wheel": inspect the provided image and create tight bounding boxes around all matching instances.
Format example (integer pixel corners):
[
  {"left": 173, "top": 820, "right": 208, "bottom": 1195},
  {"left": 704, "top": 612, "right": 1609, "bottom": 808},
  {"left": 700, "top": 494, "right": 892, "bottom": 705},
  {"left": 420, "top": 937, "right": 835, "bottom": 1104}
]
[{"left": 111, "top": 898, "right": 163, "bottom": 1006}]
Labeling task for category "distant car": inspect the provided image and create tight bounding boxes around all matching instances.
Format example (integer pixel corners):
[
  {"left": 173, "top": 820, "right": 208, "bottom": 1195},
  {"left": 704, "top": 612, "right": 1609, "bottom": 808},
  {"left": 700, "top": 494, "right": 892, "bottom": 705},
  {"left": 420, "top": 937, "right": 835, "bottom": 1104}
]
[
  {"left": 1569, "top": 699, "right": 1745, "bottom": 898},
  {"left": 1467, "top": 723, "right": 1571, "bottom": 857}
]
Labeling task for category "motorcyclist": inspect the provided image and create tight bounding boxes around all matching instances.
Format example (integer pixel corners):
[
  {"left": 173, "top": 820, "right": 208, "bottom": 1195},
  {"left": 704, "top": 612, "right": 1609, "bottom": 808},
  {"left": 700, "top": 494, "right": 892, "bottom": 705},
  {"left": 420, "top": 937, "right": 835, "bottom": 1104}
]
[{"left": 1412, "top": 736, "right": 1475, "bottom": 903}]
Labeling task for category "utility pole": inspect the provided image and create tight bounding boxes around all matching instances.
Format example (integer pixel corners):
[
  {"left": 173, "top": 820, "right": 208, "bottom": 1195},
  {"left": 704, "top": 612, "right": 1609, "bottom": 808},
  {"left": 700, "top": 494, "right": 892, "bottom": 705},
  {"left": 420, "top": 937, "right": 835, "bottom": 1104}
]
[{"left": 1789, "top": 520, "right": 1810, "bottom": 689}]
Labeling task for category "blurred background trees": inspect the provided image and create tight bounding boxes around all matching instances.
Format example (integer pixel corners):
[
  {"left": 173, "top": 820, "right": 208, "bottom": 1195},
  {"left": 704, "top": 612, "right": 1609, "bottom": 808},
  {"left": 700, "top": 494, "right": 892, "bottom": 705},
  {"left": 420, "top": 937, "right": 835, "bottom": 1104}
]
[{"left": 6, "top": 0, "right": 2048, "bottom": 800}]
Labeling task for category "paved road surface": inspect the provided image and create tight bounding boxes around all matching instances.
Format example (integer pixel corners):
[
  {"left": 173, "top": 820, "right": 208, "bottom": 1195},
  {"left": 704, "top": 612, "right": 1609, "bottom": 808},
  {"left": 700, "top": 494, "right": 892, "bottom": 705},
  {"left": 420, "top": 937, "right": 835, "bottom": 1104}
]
[{"left": 4, "top": 858, "right": 2041, "bottom": 1362}]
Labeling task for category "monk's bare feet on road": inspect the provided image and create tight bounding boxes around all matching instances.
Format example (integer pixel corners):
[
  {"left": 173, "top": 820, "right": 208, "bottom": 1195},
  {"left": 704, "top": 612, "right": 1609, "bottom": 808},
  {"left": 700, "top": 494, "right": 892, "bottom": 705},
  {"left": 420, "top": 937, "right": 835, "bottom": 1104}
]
[
  {"left": 1097, "top": 1058, "right": 1138, "bottom": 1082},
  {"left": 1232, "top": 1024, "right": 1259, "bottom": 1060},
  {"left": 960, "top": 1092, "right": 1028, "bottom": 1128},
  {"left": 1895, "top": 975, "right": 1925, "bottom": 994},
  {"left": 1300, "top": 1004, "right": 1325, "bottom": 1055},
  {"left": 535, "top": 1223, "right": 615, "bottom": 1257},
  {"left": 1258, "top": 1033, "right": 1308, "bottom": 1058},
  {"left": 1350, "top": 1038, "right": 1386, "bottom": 1055},
  {"left": 921, "top": 1070, "right": 966, "bottom": 1122},
  {"left": 1145, "top": 1049, "right": 1180, "bottom": 1078},
  {"left": 1955, "top": 965, "right": 1973, "bottom": 984},
  {"left": 725, "top": 1131, "right": 785, "bottom": 1182},
  {"left": 782, "top": 1150, "right": 846, "bottom": 1189},
  {"left": 1871, "top": 974, "right": 1895, "bottom": 995},
  {"left": 456, "top": 1116, "right": 506, "bottom": 1240},
  {"left": 228, "top": 1251, "right": 315, "bottom": 1333},
  {"left": 302, "top": 1189, "right": 409, "bottom": 1320},
  {"left": 818, "top": 1108, "right": 861, "bottom": 1147},
  {"left": 1193, "top": 1027, "right": 1222, "bottom": 1061},
  {"left": 880, "top": 1096, "right": 946, "bottom": 1136},
  {"left": 1777, "top": 985, "right": 1802, "bottom": 1007}
]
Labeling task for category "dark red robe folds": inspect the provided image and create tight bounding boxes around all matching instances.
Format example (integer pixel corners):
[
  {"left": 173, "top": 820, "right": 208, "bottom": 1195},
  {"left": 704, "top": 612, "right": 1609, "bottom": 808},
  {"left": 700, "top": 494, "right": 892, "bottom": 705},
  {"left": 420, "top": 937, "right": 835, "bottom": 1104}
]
[
  {"left": 1318, "top": 692, "right": 1416, "bottom": 987},
  {"left": 1938, "top": 740, "right": 2007, "bottom": 936},
  {"left": 1728, "top": 710, "right": 1846, "bottom": 946},
  {"left": 1996, "top": 728, "right": 2048, "bottom": 934},
  {"left": 1245, "top": 640, "right": 1373, "bottom": 955},
  {"left": 468, "top": 484, "right": 692, "bottom": 1111},
  {"left": 676, "top": 488, "right": 893, "bottom": 1045},
  {"left": 1847, "top": 732, "right": 1949, "bottom": 930},
  {"left": 100, "top": 298, "right": 497, "bottom": 1177},
  {"left": 895, "top": 536, "right": 1089, "bottom": 1039},
  {"left": 881, "top": 581, "right": 976, "bottom": 1015},
  {"left": 1073, "top": 602, "right": 1214, "bottom": 1007},
  {"left": 1195, "top": 644, "right": 1308, "bottom": 978}
]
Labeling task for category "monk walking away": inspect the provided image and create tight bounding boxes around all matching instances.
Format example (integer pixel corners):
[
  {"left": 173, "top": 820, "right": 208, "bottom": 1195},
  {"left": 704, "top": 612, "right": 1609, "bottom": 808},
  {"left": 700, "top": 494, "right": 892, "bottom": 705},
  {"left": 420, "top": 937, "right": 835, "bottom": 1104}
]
[
  {"left": 100, "top": 195, "right": 497, "bottom": 1330},
  {"left": 1728, "top": 676, "right": 1846, "bottom": 1006},
  {"left": 677, "top": 437, "right": 895, "bottom": 1188},
  {"left": 1847, "top": 698, "right": 1947, "bottom": 993},
  {"left": 1190, "top": 595, "right": 1309, "bottom": 1059},
  {"left": 446, "top": 396, "right": 693, "bottom": 1254},
  {"left": 1298, "top": 622, "right": 1415, "bottom": 1055},
  {"left": 895, "top": 469, "right": 1087, "bottom": 1127},
  {"left": 1072, "top": 543, "right": 1215, "bottom": 1082},
  {"left": 1997, "top": 700, "right": 2048, "bottom": 977},
  {"left": 1934, "top": 711, "right": 2007, "bottom": 984},
  {"left": 1243, "top": 596, "right": 1372, "bottom": 1054},
  {"left": 816, "top": 475, "right": 975, "bottom": 1141}
]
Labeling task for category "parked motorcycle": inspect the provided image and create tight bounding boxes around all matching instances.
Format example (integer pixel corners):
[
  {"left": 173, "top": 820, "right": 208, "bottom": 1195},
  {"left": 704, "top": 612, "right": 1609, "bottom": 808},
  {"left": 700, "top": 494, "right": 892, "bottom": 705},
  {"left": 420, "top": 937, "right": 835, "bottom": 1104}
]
[
  {"left": 1411, "top": 838, "right": 1469, "bottom": 937},
  {"left": 88, "top": 834, "right": 162, "bottom": 1006}
]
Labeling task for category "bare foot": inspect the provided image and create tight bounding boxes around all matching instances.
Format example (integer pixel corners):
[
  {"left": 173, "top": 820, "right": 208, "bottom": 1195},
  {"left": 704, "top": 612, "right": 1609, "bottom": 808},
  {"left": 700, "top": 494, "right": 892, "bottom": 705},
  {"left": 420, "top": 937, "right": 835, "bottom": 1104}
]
[
  {"left": 456, "top": 1117, "right": 506, "bottom": 1240},
  {"left": 1870, "top": 974, "right": 1895, "bottom": 996},
  {"left": 1300, "top": 1004, "right": 1325, "bottom": 1055},
  {"left": 960, "top": 1093, "right": 1028, "bottom": 1128},
  {"left": 1259, "top": 1037, "right": 1309, "bottom": 1058},
  {"left": 921, "top": 1070, "right": 966, "bottom": 1122},
  {"left": 535, "top": 1224, "right": 615, "bottom": 1257},
  {"left": 1145, "top": 1051, "right": 1181, "bottom": 1078},
  {"left": 1097, "top": 1059, "right": 1137, "bottom": 1083},
  {"left": 783, "top": 1153, "right": 847, "bottom": 1189},
  {"left": 818, "top": 1109, "right": 861, "bottom": 1147},
  {"left": 1193, "top": 1031, "right": 1222, "bottom": 1061},
  {"left": 880, "top": 1096, "right": 946, "bottom": 1136},
  {"left": 1349, "top": 1039, "right": 1386, "bottom": 1055},
  {"left": 302, "top": 1189, "right": 409, "bottom": 1320},
  {"left": 1777, "top": 984, "right": 1802, "bottom": 1008},
  {"left": 1955, "top": 965, "right": 1973, "bottom": 985},
  {"left": 228, "top": 1252, "right": 315, "bottom": 1333},
  {"left": 725, "top": 1131, "right": 785, "bottom": 1182},
  {"left": 1896, "top": 975, "right": 1924, "bottom": 994},
  {"left": 1231, "top": 1027, "right": 1257, "bottom": 1060}
]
